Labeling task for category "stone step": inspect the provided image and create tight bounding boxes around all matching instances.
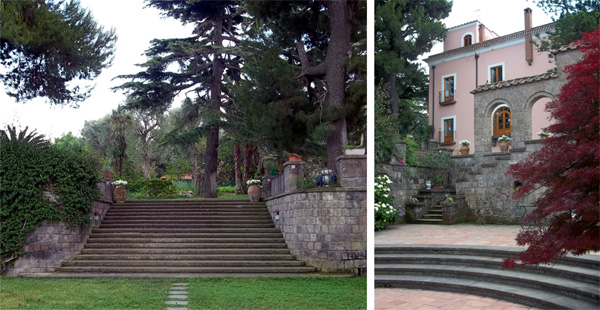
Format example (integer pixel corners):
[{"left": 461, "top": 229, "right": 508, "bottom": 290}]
[
  {"left": 99, "top": 219, "right": 274, "bottom": 224},
  {"left": 83, "top": 243, "right": 288, "bottom": 250},
  {"left": 64, "top": 260, "right": 306, "bottom": 267},
  {"left": 74, "top": 254, "right": 295, "bottom": 261},
  {"left": 421, "top": 214, "right": 442, "bottom": 219},
  {"left": 86, "top": 237, "right": 286, "bottom": 244},
  {"left": 100, "top": 222, "right": 275, "bottom": 229},
  {"left": 102, "top": 215, "right": 273, "bottom": 220},
  {"left": 20, "top": 272, "right": 339, "bottom": 278},
  {"left": 416, "top": 218, "right": 443, "bottom": 224},
  {"left": 377, "top": 263, "right": 599, "bottom": 304},
  {"left": 92, "top": 228, "right": 281, "bottom": 234},
  {"left": 56, "top": 266, "right": 316, "bottom": 274},
  {"left": 375, "top": 274, "right": 596, "bottom": 310},
  {"left": 88, "top": 232, "right": 283, "bottom": 239},
  {"left": 107, "top": 208, "right": 269, "bottom": 215},
  {"left": 375, "top": 245, "right": 600, "bottom": 270},
  {"left": 375, "top": 253, "right": 599, "bottom": 285},
  {"left": 113, "top": 200, "right": 263, "bottom": 206},
  {"left": 82, "top": 248, "right": 290, "bottom": 255}
]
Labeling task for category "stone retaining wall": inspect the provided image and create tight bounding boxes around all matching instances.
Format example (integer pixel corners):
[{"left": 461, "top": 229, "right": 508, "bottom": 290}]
[
  {"left": 266, "top": 189, "right": 366, "bottom": 273},
  {"left": 264, "top": 155, "right": 367, "bottom": 274},
  {"left": 4, "top": 180, "right": 113, "bottom": 276}
]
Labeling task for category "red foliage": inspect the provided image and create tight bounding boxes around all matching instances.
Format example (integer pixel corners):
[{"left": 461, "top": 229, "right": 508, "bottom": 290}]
[{"left": 502, "top": 30, "right": 600, "bottom": 268}]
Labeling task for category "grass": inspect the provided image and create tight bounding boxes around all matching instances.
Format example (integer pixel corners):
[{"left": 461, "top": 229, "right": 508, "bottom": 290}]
[
  {"left": 0, "top": 277, "right": 366, "bottom": 310},
  {"left": 0, "top": 277, "right": 170, "bottom": 310}
]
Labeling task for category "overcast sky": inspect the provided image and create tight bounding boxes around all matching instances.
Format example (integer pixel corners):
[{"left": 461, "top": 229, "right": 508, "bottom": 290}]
[{"left": 0, "top": 0, "right": 553, "bottom": 140}]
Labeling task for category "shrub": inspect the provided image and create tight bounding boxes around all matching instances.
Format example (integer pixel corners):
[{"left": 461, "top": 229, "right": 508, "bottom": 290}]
[
  {"left": 143, "top": 179, "right": 177, "bottom": 198},
  {"left": 374, "top": 174, "right": 403, "bottom": 230},
  {"left": 0, "top": 127, "right": 100, "bottom": 273},
  {"left": 218, "top": 186, "right": 236, "bottom": 194}
]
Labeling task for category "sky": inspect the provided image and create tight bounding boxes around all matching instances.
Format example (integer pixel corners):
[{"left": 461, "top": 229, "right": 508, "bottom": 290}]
[{"left": 0, "top": 0, "right": 554, "bottom": 140}]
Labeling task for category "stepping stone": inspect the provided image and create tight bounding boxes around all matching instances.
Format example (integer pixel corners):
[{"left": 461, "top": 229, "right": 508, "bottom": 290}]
[
  {"left": 166, "top": 308, "right": 187, "bottom": 310},
  {"left": 168, "top": 295, "right": 188, "bottom": 299},
  {"left": 168, "top": 291, "right": 188, "bottom": 295},
  {"left": 170, "top": 287, "right": 188, "bottom": 290},
  {"left": 165, "top": 301, "right": 188, "bottom": 306},
  {"left": 172, "top": 283, "right": 189, "bottom": 286}
]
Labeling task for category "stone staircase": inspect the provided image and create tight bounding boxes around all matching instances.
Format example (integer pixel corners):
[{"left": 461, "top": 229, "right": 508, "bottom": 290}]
[
  {"left": 53, "top": 200, "right": 316, "bottom": 277},
  {"left": 375, "top": 244, "right": 600, "bottom": 309}
]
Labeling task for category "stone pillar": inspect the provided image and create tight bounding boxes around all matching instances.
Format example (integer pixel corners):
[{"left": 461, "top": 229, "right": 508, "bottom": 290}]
[
  {"left": 283, "top": 161, "right": 305, "bottom": 194},
  {"left": 336, "top": 155, "right": 367, "bottom": 188}
]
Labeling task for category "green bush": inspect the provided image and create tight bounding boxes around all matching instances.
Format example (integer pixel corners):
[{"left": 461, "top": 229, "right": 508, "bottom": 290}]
[
  {"left": 217, "top": 186, "right": 236, "bottom": 194},
  {"left": 143, "top": 179, "right": 177, "bottom": 198},
  {"left": 0, "top": 128, "right": 100, "bottom": 273}
]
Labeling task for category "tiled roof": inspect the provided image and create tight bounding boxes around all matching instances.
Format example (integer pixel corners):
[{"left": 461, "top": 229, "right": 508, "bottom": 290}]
[
  {"left": 447, "top": 20, "right": 478, "bottom": 30},
  {"left": 470, "top": 71, "right": 559, "bottom": 94},
  {"left": 551, "top": 43, "right": 578, "bottom": 54},
  {"left": 426, "top": 23, "right": 555, "bottom": 62}
]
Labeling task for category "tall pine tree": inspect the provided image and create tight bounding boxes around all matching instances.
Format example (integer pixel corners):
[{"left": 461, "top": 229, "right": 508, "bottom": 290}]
[{"left": 115, "top": 0, "right": 243, "bottom": 198}]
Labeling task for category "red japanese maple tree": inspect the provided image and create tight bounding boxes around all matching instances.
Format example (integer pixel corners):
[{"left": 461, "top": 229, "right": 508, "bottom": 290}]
[{"left": 502, "top": 29, "right": 600, "bottom": 268}]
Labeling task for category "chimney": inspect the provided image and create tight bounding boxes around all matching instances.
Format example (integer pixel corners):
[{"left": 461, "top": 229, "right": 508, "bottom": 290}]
[
  {"left": 525, "top": 8, "right": 533, "bottom": 65},
  {"left": 478, "top": 24, "right": 485, "bottom": 43}
]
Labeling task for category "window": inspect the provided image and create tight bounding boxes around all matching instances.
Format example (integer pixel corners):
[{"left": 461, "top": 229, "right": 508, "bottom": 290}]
[
  {"left": 443, "top": 76, "right": 455, "bottom": 102},
  {"left": 463, "top": 35, "right": 472, "bottom": 46},
  {"left": 493, "top": 107, "right": 511, "bottom": 136},
  {"left": 443, "top": 118, "right": 454, "bottom": 143},
  {"left": 490, "top": 65, "right": 503, "bottom": 83}
]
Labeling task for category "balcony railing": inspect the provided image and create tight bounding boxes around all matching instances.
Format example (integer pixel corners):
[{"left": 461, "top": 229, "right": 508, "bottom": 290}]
[
  {"left": 438, "top": 130, "right": 456, "bottom": 144},
  {"left": 439, "top": 90, "right": 457, "bottom": 105}
]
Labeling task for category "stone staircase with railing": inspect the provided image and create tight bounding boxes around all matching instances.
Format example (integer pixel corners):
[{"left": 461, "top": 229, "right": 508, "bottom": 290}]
[
  {"left": 405, "top": 189, "right": 467, "bottom": 224},
  {"left": 46, "top": 200, "right": 316, "bottom": 277}
]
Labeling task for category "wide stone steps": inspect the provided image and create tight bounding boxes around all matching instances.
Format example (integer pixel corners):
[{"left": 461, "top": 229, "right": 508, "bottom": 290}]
[
  {"left": 74, "top": 254, "right": 295, "bottom": 260},
  {"left": 83, "top": 243, "right": 289, "bottom": 249},
  {"left": 376, "top": 244, "right": 600, "bottom": 309},
  {"left": 57, "top": 266, "right": 316, "bottom": 274},
  {"left": 53, "top": 200, "right": 316, "bottom": 276},
  {"left": 65, "top": 260, "right": 306, "bottom": 267}
]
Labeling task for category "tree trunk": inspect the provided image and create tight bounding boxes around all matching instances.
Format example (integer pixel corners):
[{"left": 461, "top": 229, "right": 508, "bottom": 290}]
[
  {"left": 201, "top": 9, "right": 224, "bottom": 198},
  {"left": 388, "top": 71, "right": 399, "bottom": 119},
  {"left": 243, "top": 144, "right": 253, "bottom": 189},
  {"left": 324, "top": 0, "right": 351, "bottom": 175},
  {"left": 234, "top": 142, "right": 244, "bottom": 194},
  {"left": 190, "top": 143, "right": 202, "bottom": 195}
]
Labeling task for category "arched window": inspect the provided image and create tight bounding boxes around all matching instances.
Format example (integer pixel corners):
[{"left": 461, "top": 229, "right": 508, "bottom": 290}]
[
  {"left": 493, "top": 107, "right": 511, "bottom": 136},
  {"left": 463, "top": 35, "right": 472, "bottom": 46}
]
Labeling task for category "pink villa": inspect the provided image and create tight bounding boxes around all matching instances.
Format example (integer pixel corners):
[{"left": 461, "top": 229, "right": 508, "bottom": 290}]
[{"left": 425, "top": 8, "right": 556, "bottom": 153}]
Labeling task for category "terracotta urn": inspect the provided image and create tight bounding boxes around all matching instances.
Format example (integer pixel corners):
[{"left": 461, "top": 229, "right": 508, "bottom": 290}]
[
  {"left": 114, "top": 185, "right": 127, "bottom": 203},
  {"left": 459, "top": 145, "right": 470, "bottom": 155},
  {"left": 499, "top": 141, "right": 510, "bottom": 152},
  {"left": 247, "top": 184, "right": 261, "bottom": 202},
  {"left": 102, "top": 171, "right": 112, "bottom": 179},
  {"left": 288, "top": 154, "right": 302, "bottom": 161}
]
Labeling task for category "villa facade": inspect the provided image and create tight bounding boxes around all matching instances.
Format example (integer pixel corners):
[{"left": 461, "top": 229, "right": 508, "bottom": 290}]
[{"left": 425, "top": 8, "right": 556, "bottom": 153}]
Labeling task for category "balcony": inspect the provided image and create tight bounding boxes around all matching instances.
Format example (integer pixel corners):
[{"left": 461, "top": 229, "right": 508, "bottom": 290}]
[
  {"left": 439, "top": 91, "right": 456, "bottom": 106},
  {"left": 438, "top": 130, "right": 456, "bottom": 145}
]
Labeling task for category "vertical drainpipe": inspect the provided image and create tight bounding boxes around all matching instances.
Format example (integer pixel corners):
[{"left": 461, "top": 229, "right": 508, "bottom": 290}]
[
  {"left": 431, "top": 65, "right": 436, "bottom": 141},
  {"left": 475, "top": 53, "right": 479, "bottom": 88}
]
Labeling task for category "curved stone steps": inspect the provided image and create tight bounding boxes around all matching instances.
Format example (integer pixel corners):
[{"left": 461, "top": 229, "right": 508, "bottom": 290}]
[{"left": 375, "top": 244, "right": 600, "bottom": 309}]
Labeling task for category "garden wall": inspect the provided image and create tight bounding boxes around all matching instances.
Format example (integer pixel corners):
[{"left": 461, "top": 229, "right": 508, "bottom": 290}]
[
  {"left": 4, "top": 180, "right": 113, "bottom": 276},
  {"left": 264, "top": 156, "right": 367, "bottom": 274}
]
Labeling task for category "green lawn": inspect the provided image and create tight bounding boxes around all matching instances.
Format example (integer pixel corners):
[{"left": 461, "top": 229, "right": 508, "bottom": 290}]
[{"left": 0, "top": 277, "right": 366, "bottom": 310}]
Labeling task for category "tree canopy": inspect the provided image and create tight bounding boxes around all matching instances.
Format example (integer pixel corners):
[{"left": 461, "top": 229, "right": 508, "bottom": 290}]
[
  {"left": 503, "top": 30, "right": 599, "bottom": 268},
  {"left": 375, "top": 0, "right": 451, "bottom": 142},
  {"left": 0, "top": 0, "right": 116, "bottom": 106},
  {"left": 532, "top": 0, "right": 600, "bottom": 51}
]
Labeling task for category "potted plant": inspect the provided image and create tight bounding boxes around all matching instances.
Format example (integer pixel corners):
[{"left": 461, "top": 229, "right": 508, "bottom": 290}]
[
  {"left": 344, "top": 134, "right": 365, "bottom": 155},
  {"left": 537, "top": 131, "right": 550, "bottom": 139},
  {"left": 112, "top": 180, "right": 128, "bottom": 203},
  {"left": 246, "top": 179, "right": 262, "bottom": 202},
  {"left": 498, "top": 135, "right": 511, "bottom": 152},
  {"left": 288, "top": 153, "right": 303, "bottom": 162},
  {"left": 458, "top": 140, "right": 471, "bottom": 155}
]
